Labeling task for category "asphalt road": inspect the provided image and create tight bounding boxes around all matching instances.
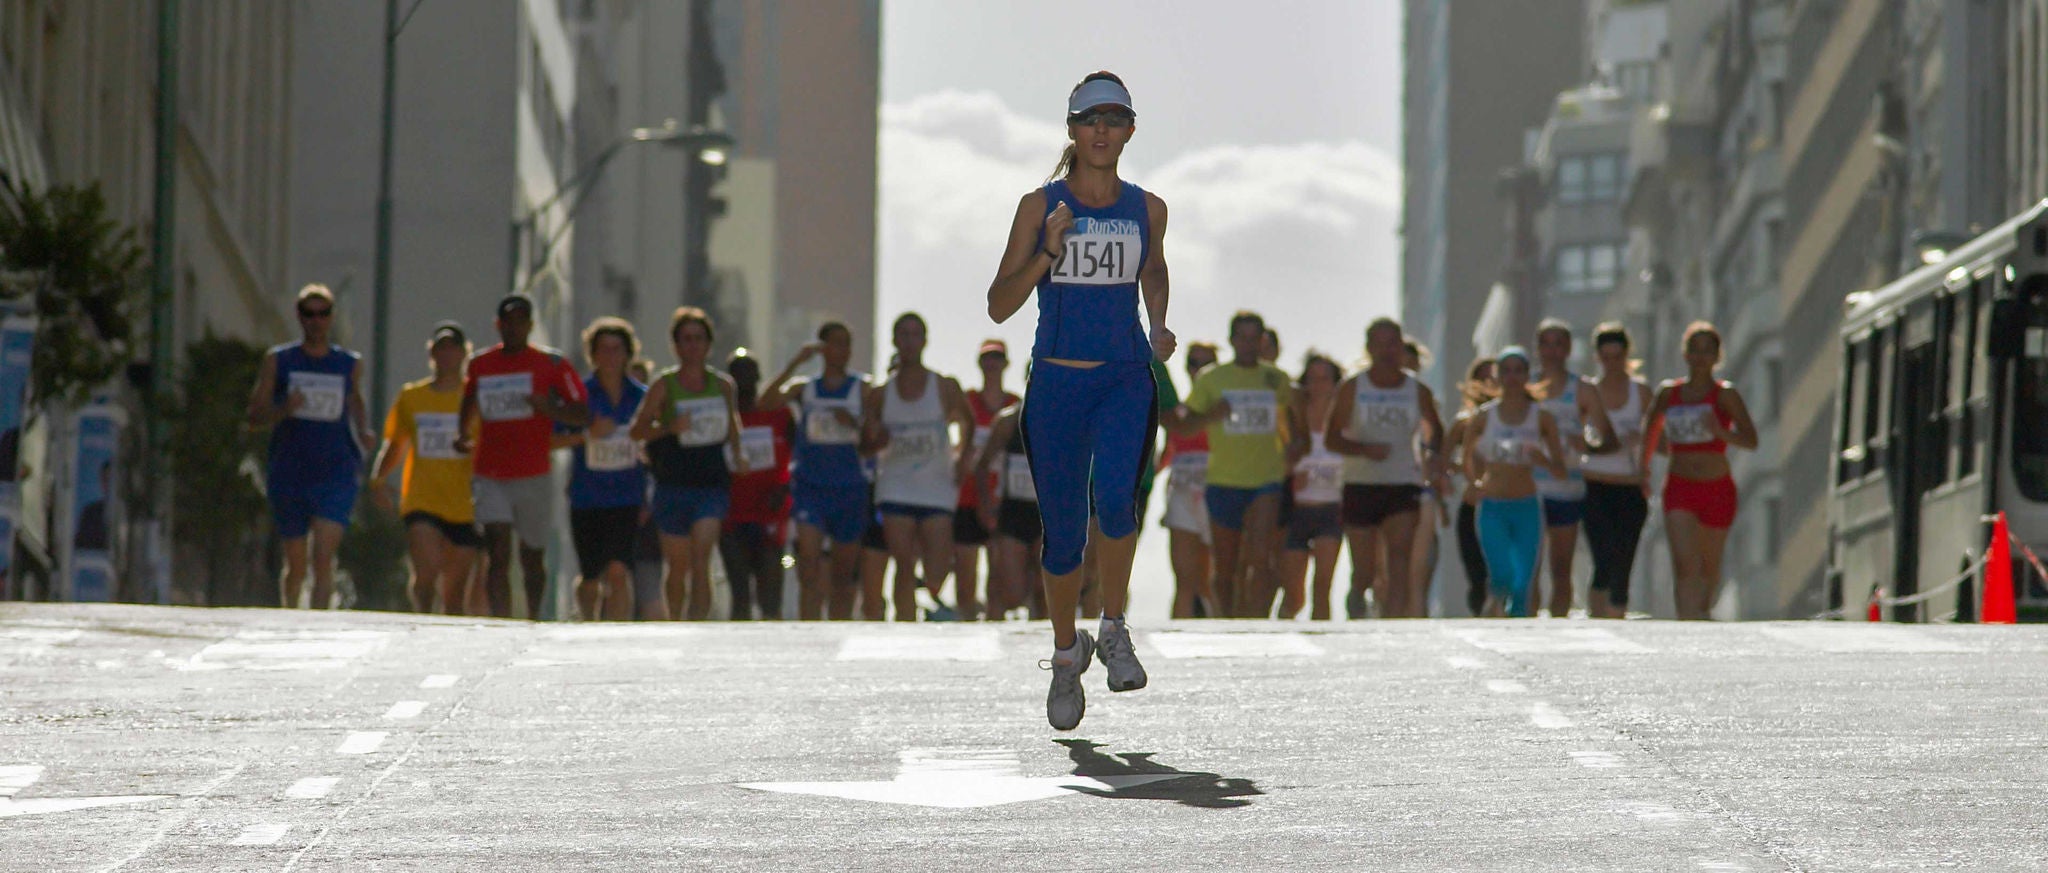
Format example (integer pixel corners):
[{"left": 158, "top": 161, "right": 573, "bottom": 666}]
[{"left": 4, "top": 603, "right": 2045, "bottom": 871}]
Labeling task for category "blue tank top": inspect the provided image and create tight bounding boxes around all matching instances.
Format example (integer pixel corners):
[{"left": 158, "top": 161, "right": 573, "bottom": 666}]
[
  {"left": 567, "top": 374, "right": 648, "bottom": 509},
  {"left": 267, "top": 342, "right": 362, "bottom": 484},
  {"left": 1032, "top": 179, "right": 1151, "bottom": 362},
  {"left": 792, "top": 373, "right": 868, "bottom": 488}
]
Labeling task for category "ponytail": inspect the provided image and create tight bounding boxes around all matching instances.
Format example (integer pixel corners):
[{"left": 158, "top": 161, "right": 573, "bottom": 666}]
[{"left": 1047, "top": 143, "right": 1077, "bottom": 184}]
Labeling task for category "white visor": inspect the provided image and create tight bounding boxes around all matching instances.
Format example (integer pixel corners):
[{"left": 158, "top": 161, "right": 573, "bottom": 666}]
[{"left": 1067, "top": 79, "right": 1134, "bottom": 116}]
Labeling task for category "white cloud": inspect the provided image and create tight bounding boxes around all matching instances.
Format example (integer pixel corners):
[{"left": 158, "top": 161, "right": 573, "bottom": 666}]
[{"left": 879, "top": 89, "right": 1405, "bottom": 384}]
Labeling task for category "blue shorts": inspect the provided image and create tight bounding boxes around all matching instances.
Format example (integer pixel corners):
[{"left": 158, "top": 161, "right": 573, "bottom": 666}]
[
  {"left": 792, "top": 480, "right": 870, "bottom": 544},
  {"left": 1023, "top": 360, "right": 1158, "bottom": 576},
  {"left": 877, "top": 502, "right": 950, "bottom": 522},
  {"left": 1205, "top": 483, "right": 1283, "bottom": 532},
  {"left": 1541, "top": 497, "right": 1585, "bottom": 528},
  {"left": 270, "top": 478, "right": 359, "bottom": 539},
  {"left": 653, "top": 484, "right": 729, "bottom": 536}
]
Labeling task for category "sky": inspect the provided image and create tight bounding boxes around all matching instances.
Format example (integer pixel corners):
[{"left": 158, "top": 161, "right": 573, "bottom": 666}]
[{"left": 877, "top": 1, "right": 1405, "bottom": 617}]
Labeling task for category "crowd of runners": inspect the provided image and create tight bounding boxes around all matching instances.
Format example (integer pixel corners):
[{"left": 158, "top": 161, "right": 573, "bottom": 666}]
[
  {"left": 244, "top": 70, "right": 1754, "bottom": 727},
  {"left": 251, "top": 285, "right": 1754, "bottom": 626}
]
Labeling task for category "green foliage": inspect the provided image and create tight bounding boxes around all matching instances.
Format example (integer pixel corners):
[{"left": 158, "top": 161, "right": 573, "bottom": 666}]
[
  {"left": 167, "top": 334, "right": 269, "bottom": 605},
  {"left": 0, "top": 176, "right": 144, "bottom": 406}
]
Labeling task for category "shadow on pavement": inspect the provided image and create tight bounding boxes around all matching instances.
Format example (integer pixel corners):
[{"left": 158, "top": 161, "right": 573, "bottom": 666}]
[{"left": 1055, "top": 739, "right": 1263, "bottom": 808}]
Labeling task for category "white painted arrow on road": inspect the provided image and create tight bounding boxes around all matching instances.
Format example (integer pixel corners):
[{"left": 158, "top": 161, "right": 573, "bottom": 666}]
[
  {"left": 738, "top": 748, "right": 1182, "bottom": 809},
  {"left": 0, "top": 765, "right": 171, "bottom": 818}
]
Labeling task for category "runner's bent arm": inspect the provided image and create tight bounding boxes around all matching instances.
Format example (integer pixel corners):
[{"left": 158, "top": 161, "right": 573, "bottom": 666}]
[
  {"left": 1322, "top": 376, "right": 1371, "bottom": 457},
  {"left": 1639, "top": 385, "right": 1673, "bottom": 475},
  {"left": 1139, "top": 194, "right": 1174, "bottom": 359},
  {"left": 989, "top": 191, "right": 1058, "bottom": 324},
  {"left": 720, "top": 372, "right": 748, "bottom": 473},
  {"left": 1417, "top": 383, "right": 1448, "bottom": 475},
  {"left": 626, "top": 377, "right": 668, "bottom": 442},
  {"left": 1580, "top": 378, "right": 1619, "bottom": 454},
  {"left": 533, "top": 357, "right": 591, "bottom": 428},
  {"left": 1462, "top": 409, "right": 1488, "bottom": 484},
  {"left": 858, "top": 383, "right": 888, "bottom": 457},
  {"left": 973, "top": 410, "right": 1016, "bottom": 510},
  {"left": 757, "top": 344, "right": 819, "bottom": 411},
  {"left": 1714, "top": 384, "right": 1760, "bottom": 451},
  {"left": 1537, "top": 411, "right": 1569, "bottom": 478},
  {"left": 348, "top": 358, "right": 375, "bottom": 458},
  {"left": 246, "top": 352, "right": 289, "bottom": 428}
]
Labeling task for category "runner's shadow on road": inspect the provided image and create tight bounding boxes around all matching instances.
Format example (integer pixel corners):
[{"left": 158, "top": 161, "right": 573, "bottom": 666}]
[{"left": 1055, "top": 739, "right": 1263, "bottom": 808}]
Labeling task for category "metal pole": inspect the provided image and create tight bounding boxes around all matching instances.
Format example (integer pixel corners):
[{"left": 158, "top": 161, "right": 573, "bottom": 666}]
[
  {"left": 147, "top": 0, "right": 179, "bottom": 603},
  {"left": 371, "top": 0, "right": 399, "bottom": 417}
]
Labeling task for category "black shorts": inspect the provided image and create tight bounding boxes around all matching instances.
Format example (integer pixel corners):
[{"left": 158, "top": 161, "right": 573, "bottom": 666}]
[
  {"left": 862, "top": 516, "right": 887, "bottom": 551},
  {"left": 953, "top": 505, "right": 991, "bottom": 546},
  {"left": 1340, "top": 484, "right": 1422, "bottom": 528},
  {"left": 570, "top": 505, "right": 640, "bottom": 579},
  {"left": 996, "top": 499, "right": 1042, "bottom": 543},
  {"left": 402, "top": 511, "right": 482, "bottom": 549},
  {"left": 1284, "top": 502, "right": 1343, "bottom": 550}
]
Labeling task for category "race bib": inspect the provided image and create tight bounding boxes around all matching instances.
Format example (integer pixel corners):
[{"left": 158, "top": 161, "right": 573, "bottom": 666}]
[
  {"left": 1664, "top": 405, "right": 1715, "bottom": 445},
  {"left": 1487, "top": 437, "right": 1531, "bottom": 465},
  {"left": 804, "top": 400, "right": 860, "bottom": 445},
  {"left": 477, "top": 373, "right": 534, "bottom": 422},
  {"left": 1048, "top": 216, "right": 1143, "bottom": 286},
  {"left": 728, "top": 425, "right": 777, "bottom": 472},
  {"left": 289, "top": 371, "right": 345, "bottom": 422},
  {"left": 888, "top": 423, "right": 944, "bottom": 462},
  {"left": 672, "top": 397, "right": 730, "bottom": 447},
  {"left": 414, "top": 413, "right": 460, "bottom": 460},
  {"left": 585, "top": 431, "right": 638, "bottom": 472},
  {"left": 1004, "top": 454, "right": 1037, "bottom": 502},
  {"left": 1221, "top": 389, "right": 1277, "bottom": 436},
  {"left": 1170, "top": 451, "right": 1209, "bottom": 486},
  {"left": 1352, "top": 398, "right": 1416, "bottom": 440},
  {"left": 1297, "top": 456, "right": 1343, "bottom": 500}
]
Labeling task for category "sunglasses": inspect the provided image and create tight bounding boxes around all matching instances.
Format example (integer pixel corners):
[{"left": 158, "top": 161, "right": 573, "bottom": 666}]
[
  {"left": 1069, "top": 108, "right": 1134, "bottom": 128},
  {"left": 299, "top": 307, "right": 333, "bottom": 319}
]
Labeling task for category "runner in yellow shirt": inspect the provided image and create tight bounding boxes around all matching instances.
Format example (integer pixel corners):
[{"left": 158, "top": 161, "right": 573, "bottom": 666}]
[
  {"left": 1170, "top": 310, "right": 1305, "bottom": 617},
  {"left": 371, "top": 321, "right": 482, "bottom": 614}
]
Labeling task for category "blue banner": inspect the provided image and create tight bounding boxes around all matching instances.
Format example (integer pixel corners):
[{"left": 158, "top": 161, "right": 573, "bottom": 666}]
[{"left": 69, "top": 407, "right": 117, "bottom": 602}]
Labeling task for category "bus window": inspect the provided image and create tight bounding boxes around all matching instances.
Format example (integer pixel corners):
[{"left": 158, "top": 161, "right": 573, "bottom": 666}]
[
  {"left": 1841, "top": 338, "right": 1867, "bottom": 483},
  {"left": 2011, "top": 297, "right": 2048, "bottom": 501},
  {"left": 1866, "top": 329, "right": 1892, "bottom": 472},
  {"left": 1955, "top": 282, "right": 1981, "bottom": 476}
]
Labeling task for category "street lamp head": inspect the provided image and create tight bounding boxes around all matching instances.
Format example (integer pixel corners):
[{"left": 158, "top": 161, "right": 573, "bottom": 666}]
[{"left": 698, "top": 148, "right": 728, "bottom": 167}]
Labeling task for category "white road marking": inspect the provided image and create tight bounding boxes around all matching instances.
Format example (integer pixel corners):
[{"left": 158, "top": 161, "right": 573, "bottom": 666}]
[
  {"left": 1757, "top": 625, "right": 1973, "bottom": 653},
  {"left": 179, "top": 630, "right": 387, "bottom": 672},
  {"left": 100, "top": 764, "right": 244, "bottom": 871},
  {"left": 1529, "top": 703, "right": 1573, "bottom": 729},
  {"left": 1484, "top": 679, "right": 1528, "bottom": 694},
  {"left": 335, "top": 732, "right": 387, "bottom": 755},
  {"left": 1453, "top": 627, "right": 1654, "bottom": 655},
  {"left": 1695, "top": 862, "right": 1750, "bottom": 871},
  {"left": 1569, "top": 750, "right": 1624, "bottom": 769},
  {"left": 0, "top": 764, "right": 172, "bottom": 819},
  {"left": 230, "top": 822, "right": 290, "bottom": 846},
  {"left": 419, "top": 674, "right": 459, "bottom": 689},
  {"left": 1444, "top": 656, "right": 1487, "bottom": 670},
  {"left": 284, "top": 777, "right": 337, "bottom": 800},
  {"left": 1145, "top": 632, "right": 1324, "bottom": 659},
  {"left": 0, "top": 764, "right": 42, "bottom": 796},
  {"left": 383, "top": 701, "right": 427, "bottom": 720},
  {"left": 836, "top": 630, "right": 1001, "bottom": 661},
  {"left": 541, "top": 626, "right": 697, "bottom": 641},
  {"left": 0, "top": 628, "right": 82, "bottom": 659},
  {"left": 738, "top": 747, "right": 1181, "bottom": 809}
]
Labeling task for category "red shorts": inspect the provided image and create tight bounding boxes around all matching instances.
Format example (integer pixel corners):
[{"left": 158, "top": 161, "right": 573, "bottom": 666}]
[{"left": 1663, "top": 475, "right": 1736, "bottom": 529}]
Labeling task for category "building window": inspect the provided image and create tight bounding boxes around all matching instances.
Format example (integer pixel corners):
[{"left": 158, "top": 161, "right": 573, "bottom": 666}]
[
  {"left": 1588, "top": 153, "right": 1622, "bottom": 202},
  {"left": 1555, "top": 246, "right": 1587, "bottom": 293},
  {"left": 1587, "top": 243, "right": 1619, "bottom": 290},
  {"left": 1555, "top": 157, "right": 1587, "bottom": 204}
]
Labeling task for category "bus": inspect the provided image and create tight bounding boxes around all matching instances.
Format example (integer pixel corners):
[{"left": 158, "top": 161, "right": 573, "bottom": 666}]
[{"left": 1831, "top": 200, "right": 2048, "bottom": 622}]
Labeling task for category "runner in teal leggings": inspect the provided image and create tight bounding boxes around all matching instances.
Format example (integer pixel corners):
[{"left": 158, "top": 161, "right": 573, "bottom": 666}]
[{"left": 1458, "top": 347, "right": 1567, "bottom": 617}]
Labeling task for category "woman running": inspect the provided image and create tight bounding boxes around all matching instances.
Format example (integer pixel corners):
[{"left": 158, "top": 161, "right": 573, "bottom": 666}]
[
  {"left": 1580, "top": 322, "right": 1652, "bottom": 619},
  {"left": 369, "top": 321, "right": 480, "bottom": 615},
  {"left": 1402, "top": 337, "right": 1451, "bottom": 617},
  {"left": 1161, "top": 342, "right": 1216, "bottom": 618},
  {"left": 627, "top": 307, "right": 747, "bottom": 620},
  {"left": 862, "top": 312, "right": 974, "bottom": 623},
  {"left": 1643, "top": 321, "right": 1757, "bottom": 620},
  {"left": 971, "top": 403, "right": 1043, "bottom": 621},
  {"left": 1461, "top": 347, "right": 1567, "bottom": 617},
  {"left": 557, "top": 317, "right": 652, "bottom": 621},
  {"left": 1282, "top": 352, "right": 1346, "bottom": 620},
  {"left": 1530, "top": 319, "right": 1619, "bottom": 617},
  {"left": 1327, "top": 318, "right": 1444, "bottom": 619},
  {"left": 757, "top": 323, "right": 869, "bottom": 621},
  {"left": 1443, "top": 357, "right": 1497, "bottom": 615},
  {"left": 987, "top": 70, "right": 1172, "bottom": 731}
]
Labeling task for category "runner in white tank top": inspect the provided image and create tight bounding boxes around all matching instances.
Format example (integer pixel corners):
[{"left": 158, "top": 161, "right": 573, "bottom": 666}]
[
  {"left": 1530, "top": 319, "right": 1619, "bottom": 618},
  {"left": 861, "top": 313, "right": 976, "bottom": 622},
  {"left": 1325, "top": 318, "right": 1445, "bottom": 619},
  {"left": 1282, "top": 354, "right": 1347, "bottom": 620},
  {"left": 1579, "top": 322, "right": 1653, "bottom": 619}
]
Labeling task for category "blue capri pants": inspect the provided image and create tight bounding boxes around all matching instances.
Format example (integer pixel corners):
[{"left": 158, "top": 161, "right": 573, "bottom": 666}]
[
  {"left": 1477, "top": 496, "right": 1543, "bottom": 617},
  {"left": 1022, "top": 360, "right": 1158, "bottom": 576}
]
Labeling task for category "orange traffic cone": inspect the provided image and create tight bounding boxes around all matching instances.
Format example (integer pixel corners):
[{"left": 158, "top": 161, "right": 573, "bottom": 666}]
[{"left": 1985, "top": 511, "right": 2017, "bottom": 624}]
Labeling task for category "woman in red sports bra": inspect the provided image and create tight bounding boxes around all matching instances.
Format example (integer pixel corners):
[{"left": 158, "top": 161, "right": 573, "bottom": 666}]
[{"left": 1642, "top": 321, "right": 1757, "bottom": 620}]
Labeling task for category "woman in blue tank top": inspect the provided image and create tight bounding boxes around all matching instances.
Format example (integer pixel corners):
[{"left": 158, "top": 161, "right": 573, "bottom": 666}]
[{"left": 987, "top": 71, "right": 1173, "bottom": 731}]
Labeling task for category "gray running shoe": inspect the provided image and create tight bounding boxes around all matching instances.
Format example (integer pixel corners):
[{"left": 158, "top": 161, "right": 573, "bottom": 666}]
[
  {"left": 1096, "top": 619, "right": 1148, "bottom": 692},
  {"left": 1041, "top": 630, "right": 1094, "bottom": 731}
]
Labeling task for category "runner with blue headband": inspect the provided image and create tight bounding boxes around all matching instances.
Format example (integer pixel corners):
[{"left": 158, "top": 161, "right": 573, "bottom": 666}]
[
  {"left": 987, "top": 71, "right": 1173, "bottom": 731},
  {"left": 1458, "top": 346, "right": 1568, "bottom": 617}
]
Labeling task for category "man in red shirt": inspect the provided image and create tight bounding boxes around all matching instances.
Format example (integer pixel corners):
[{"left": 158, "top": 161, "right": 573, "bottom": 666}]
[
  {"left": 721, "top": 351, "right": 794, "bottom": 619},
  {"left": 457, "top": 295, "right": 590, "bottom": 619}
]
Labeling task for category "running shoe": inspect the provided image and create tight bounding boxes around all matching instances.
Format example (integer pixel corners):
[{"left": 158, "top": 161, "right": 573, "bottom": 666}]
[
  {"left": 1345, "top": 586, "right": 1367, "bottom": 620},
  {"left": 924, "top": 602, "right": 960, "bottom": 622},
  {"left": 1040, "top": 630, "right": 1094, "bottom": 731},
  {"left": 1096, "top": 618, "right": 1147, "bottom": 692}
]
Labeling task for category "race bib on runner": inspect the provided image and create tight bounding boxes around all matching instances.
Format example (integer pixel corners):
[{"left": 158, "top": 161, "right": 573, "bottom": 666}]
[
  {"left": 728, "top": 425, "right": 777, "bottom": 472},
  {"left": 477, "top": 373, "right": 534, "bottom": 422},
  {"left": 584, "top": 431, "right": 637, "bottom": 472},
  {"left": 414, "top": 413, "right": 460, "bottom": 460},
  {"left": 289, "top": 371, "right": 346, "bottom": 422},
  {"left": 1221, "top": 389, "right": 1277, "bottom": 436},
  {"left": 1004, "top": 454, "right": 1036, "bottom": 502},
  {"left": 1170, "top": 451, "right": 1208, "bottom": 487},
  {"left": 1048, "top": 216, "right": 1142, "bottom": 286},
  {"left": 1297, "top": 456, "right": 1343, "bottom": 501},
  {"left": 1664, "top": 405, "right": 1715, "bottom": 445},
  {"left": 804, "top": 399, "right": 860, "bottom": 445},
  {"left": 888, "top": 423, "right": 943, "bottom": 462},
  {"left": 672, "top": 397, "right": 729, "bottom": 447}
]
